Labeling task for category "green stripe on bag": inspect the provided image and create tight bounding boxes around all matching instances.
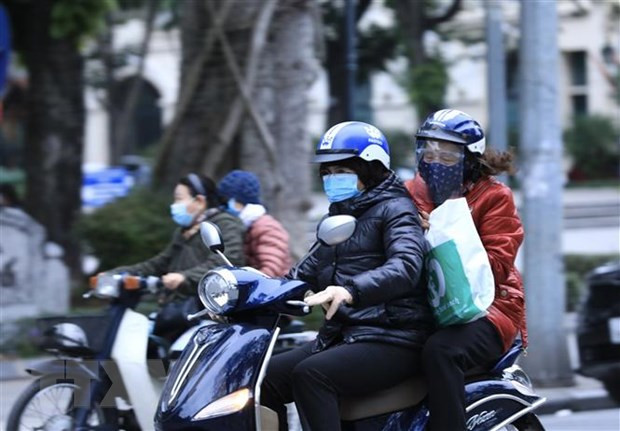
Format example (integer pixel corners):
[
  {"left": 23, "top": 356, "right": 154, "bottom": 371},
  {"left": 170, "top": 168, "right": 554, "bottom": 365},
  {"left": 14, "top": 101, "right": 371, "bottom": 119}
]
[{"left": 427, "top": 240, "right": 485, "bottom": 327}]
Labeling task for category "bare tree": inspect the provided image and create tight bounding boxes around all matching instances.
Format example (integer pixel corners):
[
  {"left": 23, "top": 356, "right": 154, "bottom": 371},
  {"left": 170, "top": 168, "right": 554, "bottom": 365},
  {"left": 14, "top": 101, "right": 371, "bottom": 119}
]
[{"left": 154, "top": 0, "right": 318, "bottom": 258}]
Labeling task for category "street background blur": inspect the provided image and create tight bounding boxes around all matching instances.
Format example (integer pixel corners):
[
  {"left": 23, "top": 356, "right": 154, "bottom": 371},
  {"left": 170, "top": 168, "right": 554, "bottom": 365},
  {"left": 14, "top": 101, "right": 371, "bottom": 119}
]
[{"left": 0, "top": 0, "right": 618, "bottom": 422}]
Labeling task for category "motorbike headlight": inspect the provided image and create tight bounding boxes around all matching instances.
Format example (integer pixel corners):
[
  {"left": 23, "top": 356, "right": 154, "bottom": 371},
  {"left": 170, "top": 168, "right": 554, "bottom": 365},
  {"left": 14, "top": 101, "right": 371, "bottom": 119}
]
[
  {"left": 198, "top": 269, "right": 238, "bottom": 314},
  {"left": 90, "top": 273, "right": 121, "bottom": 298},
  {"left": 193, "top": 388, "right": 250, "bottom": 421}
]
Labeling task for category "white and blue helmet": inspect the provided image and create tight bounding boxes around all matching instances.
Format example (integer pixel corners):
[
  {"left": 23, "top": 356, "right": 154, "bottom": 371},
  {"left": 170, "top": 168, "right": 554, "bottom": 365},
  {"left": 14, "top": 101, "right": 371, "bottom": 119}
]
[
  {"left": 314, "top": 121, "right": 390, "bottom": 169},
  {"left": 415, "top": 109, "right": 486, "bottom": 155}
]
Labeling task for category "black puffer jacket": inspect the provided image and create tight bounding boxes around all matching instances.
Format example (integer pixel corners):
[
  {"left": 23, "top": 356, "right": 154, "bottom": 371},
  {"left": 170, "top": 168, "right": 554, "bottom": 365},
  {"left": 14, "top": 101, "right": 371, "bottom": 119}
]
[{"left": 296, "top": 173, "right": 434, "bottom": 352}]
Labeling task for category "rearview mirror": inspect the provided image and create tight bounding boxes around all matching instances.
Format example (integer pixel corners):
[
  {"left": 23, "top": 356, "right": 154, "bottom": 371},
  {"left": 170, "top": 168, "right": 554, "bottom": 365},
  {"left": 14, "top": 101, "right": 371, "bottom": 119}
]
[
  {"left": 200, "top": 222, "right": 224, "bottom": 253},
  {"left": 291, "top": 215, "right": 357, "bottom": 279},
  {"left": 200, "top": 222, "right": 234, "bottom": 267},
  {"left": 317, "top": 215, "right": 357, "bottom": 246}
]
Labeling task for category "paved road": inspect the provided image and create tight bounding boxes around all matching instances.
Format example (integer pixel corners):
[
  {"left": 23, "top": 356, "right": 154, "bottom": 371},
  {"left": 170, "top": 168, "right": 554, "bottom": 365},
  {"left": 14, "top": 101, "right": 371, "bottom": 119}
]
[
  {"left": 540, "top": 408, "right": 620, "bottom": 430},
  {"left": 0, "top": 378, "right": 28, "bottom": 430}
]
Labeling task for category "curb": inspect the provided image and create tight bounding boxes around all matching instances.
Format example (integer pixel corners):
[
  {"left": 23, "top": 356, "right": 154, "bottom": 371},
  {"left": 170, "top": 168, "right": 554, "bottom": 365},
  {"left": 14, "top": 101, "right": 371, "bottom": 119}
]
[{"left": 536, "top": 391, "right": 617, "bottom": 415}]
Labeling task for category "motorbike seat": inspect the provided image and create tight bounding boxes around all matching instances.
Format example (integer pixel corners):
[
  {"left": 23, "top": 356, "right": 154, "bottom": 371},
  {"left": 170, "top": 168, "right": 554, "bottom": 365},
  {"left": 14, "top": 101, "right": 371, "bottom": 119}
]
[
  {"left": 339, "top": 375, "right": 426, "bottom": 421},
  {"left": 339, "top": 365, "right": 494, "bottom": 421}
]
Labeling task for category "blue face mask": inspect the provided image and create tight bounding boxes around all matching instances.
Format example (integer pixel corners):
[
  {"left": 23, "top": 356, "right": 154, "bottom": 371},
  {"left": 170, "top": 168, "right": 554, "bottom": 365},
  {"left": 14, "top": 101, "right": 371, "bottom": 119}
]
[
  {"left": 226, "top": 198, "right": 241, "bottom": 217},
  {"left": 322, "top": 173, "right": 362, "bottom": 203},
  {"left": 417, "top": 160, "right": 463, "bottom": 206},
  {"left": 170, "top": 202, "right": 195, "bottom": 227}
]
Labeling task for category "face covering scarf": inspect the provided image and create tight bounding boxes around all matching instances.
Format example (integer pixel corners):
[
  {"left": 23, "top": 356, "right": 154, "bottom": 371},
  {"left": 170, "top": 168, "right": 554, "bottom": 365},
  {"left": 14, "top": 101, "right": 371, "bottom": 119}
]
[
  {"left": 170, "top": 202, "right": 195, "bottom": 227},
  {"left": 417, "top": 160, "right": 463, "bottom": 206},
  {"left": 322, "top": 173, "right": 362, "bottom": 203}
]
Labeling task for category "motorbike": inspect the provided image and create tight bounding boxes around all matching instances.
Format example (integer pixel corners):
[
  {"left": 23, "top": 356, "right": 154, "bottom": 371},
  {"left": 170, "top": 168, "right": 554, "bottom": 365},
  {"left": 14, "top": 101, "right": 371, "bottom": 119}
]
[
  {"left": 6, "top": 273, "right": 211, "bottom": 431},
  {"left": 155, "top": 216, "right": 547, "bottom": 431}
]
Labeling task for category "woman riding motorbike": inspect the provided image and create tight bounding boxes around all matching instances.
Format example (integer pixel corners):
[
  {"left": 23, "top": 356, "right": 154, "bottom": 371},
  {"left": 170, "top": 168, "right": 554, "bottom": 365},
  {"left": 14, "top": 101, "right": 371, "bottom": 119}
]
[
  {"left": 261, "top": 121, "right": 434, "bottom": 431},
  {"left": 110, "top": 173, "right": 246, "bottom": 339}
]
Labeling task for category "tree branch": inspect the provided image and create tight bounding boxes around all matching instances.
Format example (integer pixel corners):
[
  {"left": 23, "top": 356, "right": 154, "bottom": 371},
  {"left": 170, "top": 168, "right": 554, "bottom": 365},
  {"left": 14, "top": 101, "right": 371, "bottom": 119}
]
[
  {"left": 115, "top": 0, "right": 158, "bottom": 157},
  {"left": 424, "top": 0, "right": 462, "bottom": 30},
  {"left": 153, "top": 1, "right": 234, "bottom": 184},
  {"left": 202, "top": 0, "right": 279, "bottom": 174},
  {"left": 203, "top": 0, "right": 279, "bottom": 169}
]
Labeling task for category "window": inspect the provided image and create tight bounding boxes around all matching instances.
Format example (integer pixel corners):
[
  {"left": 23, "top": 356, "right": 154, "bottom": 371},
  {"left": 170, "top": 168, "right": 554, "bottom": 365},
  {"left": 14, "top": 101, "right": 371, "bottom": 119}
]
[{"left": 568, "top": 51, "right": 587, "bottom": 86}]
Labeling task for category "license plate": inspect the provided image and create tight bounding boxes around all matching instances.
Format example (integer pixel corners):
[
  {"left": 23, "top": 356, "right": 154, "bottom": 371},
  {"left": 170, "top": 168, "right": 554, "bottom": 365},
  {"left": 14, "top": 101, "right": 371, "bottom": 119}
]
[{"left": 609, "top": 317, "right": 620, "bottom": 344}]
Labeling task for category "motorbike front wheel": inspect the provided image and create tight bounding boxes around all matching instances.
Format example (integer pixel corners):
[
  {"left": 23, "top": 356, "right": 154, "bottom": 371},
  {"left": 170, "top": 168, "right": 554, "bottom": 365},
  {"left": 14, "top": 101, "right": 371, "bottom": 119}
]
[{"left": 6, "top": 378, "right": 118, "bottom": 431}]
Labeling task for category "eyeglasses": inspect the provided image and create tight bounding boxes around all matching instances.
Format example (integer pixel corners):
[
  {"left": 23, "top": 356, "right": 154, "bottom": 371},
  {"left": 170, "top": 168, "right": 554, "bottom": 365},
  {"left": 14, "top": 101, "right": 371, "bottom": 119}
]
[{"left": 416, "top": 140, "right": 464, "bottom": 166}]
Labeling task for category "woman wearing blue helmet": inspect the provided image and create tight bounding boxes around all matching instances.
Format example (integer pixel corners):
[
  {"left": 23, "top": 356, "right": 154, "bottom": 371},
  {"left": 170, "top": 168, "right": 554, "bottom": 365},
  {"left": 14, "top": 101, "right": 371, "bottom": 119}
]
[
  {"left": 405, "top": 109, "right": 526, "bottom": 431},
  {"left": 262, "top": 121, "right": 433, "bottom": 430}
]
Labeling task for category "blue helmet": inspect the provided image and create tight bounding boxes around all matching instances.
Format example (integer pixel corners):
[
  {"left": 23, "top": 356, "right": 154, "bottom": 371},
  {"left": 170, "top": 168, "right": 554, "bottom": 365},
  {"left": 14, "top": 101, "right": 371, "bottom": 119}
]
[
  {"left": 415, "top": 109, "right": 486, "bottom": 155},
  {"left": 314, "top": 121, "right": 390, "bottom": 169}
]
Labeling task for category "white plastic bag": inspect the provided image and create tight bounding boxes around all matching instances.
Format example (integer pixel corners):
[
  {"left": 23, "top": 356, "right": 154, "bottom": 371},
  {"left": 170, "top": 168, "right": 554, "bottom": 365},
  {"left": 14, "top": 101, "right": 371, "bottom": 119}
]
[{"left": 425, "top": 197, "right": 495, "bottom": 326}]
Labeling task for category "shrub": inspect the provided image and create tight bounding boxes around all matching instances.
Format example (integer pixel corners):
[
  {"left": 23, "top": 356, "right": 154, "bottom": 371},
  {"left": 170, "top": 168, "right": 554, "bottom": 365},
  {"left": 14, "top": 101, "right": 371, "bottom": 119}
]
[
  {"left": 74, "top": 188, "right": 174, "bottom": 272},
  {"left": 563, "top": 115, "right": 620, "bottom": 181}
]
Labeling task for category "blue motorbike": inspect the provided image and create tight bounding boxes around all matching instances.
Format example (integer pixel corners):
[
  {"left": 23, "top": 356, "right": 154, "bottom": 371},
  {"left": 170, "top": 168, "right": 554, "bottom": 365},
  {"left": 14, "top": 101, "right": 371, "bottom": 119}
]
[{"left": 155, "top": 216, "right": 547, "bottom": 431}]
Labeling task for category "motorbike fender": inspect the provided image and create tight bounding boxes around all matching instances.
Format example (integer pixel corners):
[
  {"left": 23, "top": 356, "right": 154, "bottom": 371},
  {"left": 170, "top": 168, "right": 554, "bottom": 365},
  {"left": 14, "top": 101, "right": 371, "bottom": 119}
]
[
  {"left": 26, "top": 358, "right": 99, "bottom": 381},
  {"left": 464, "top": 377, "right": 546, "bottom": 431},
  {"left": 157, "top": 323, "right": 278, "bottom": 430},
  {"left": 26, "top": 358, "right": 102, "bottom": 398}
]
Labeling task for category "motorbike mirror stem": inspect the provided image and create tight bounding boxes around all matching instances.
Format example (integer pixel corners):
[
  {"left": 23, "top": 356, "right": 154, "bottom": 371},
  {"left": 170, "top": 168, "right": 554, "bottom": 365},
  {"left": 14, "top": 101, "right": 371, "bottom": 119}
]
[{"left": 291, "top": 241, "right": 321, "bottom": 279}]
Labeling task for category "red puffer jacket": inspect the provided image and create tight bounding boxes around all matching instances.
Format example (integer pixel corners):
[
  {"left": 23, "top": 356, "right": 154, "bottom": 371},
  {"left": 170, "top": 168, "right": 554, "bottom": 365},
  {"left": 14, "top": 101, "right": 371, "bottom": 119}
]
[
  {"left": 244, "top": 214, "right": 292, "bottom": 278},
  {"left": 405, "top": 175, "right": 527, "bottom": 352}
]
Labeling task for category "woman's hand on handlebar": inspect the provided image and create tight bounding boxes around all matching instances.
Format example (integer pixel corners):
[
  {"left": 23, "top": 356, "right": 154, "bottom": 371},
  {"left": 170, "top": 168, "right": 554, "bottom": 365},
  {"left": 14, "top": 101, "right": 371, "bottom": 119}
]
[
  {"left": 305, "top": 285, "right": 353, "bottom": 320},
  {"left": 162, "top": 272, "right": 186, "bottom": 290}
]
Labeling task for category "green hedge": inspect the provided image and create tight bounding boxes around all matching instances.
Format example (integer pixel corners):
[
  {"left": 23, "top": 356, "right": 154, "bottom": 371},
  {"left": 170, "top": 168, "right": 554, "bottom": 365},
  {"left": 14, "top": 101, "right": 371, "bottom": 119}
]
[
  {"left": 75, "top": 188, "right": 174, "bottom": 273},
  {"left": 564, "top": 115, "right": 620, "bottom": 181}
]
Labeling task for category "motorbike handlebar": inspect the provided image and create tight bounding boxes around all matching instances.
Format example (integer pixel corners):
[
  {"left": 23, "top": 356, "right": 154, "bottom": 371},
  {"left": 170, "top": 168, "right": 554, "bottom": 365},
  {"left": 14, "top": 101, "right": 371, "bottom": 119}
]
[{"left": 285, "top": 300, "right": 311, "bottom": 314}]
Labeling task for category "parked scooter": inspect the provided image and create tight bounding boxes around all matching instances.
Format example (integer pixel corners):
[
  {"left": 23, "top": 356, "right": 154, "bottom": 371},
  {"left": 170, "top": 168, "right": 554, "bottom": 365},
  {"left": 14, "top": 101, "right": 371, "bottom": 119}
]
[
  {"left": 6, "top": 273, "right": 211, "bottom": 431},
  {"left": 155, "top": 216, "right": 547, "bottom": 431}
]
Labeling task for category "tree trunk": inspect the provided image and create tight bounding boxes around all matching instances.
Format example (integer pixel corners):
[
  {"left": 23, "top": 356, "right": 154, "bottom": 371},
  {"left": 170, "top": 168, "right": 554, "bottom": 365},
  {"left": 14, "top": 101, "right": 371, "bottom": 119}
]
[
  {"left": 20, "top": 0, "right": 85, "bottom": 278},
  {"left": 153, "top": 0, "right": 257, "bottom": 188},
  {"left": 241, "top": 0, "right": 318, "bottom": 259}
]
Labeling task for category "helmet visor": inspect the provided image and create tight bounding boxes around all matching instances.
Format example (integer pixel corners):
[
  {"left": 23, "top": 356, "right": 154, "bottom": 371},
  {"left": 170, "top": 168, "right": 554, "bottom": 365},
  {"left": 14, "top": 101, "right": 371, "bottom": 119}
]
[
  {"left": 313, "top": 149, "right": 358, "bottom": 164},
  {"left": 415, "top": 139, "right": 465, "bottom": 205}
]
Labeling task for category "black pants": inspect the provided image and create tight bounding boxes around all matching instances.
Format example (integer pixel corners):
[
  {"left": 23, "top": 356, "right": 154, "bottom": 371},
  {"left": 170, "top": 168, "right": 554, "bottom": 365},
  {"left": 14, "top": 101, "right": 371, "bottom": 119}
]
[
  {"left": 261, "top": 341, "right": 422, "bottom": 431},
  {"left": 422, "top": 317, "right": 504, "bottom": 431}
]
